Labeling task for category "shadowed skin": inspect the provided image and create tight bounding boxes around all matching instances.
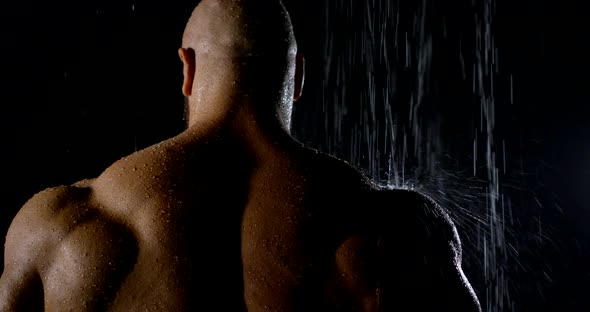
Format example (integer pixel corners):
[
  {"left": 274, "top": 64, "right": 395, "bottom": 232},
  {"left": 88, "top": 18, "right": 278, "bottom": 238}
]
[{"left": 0, "top": 0, "right": 481, "bottom": 311}]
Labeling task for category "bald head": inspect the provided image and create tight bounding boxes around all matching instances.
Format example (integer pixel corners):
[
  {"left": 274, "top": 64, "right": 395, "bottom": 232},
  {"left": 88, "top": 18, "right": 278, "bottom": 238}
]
[
  {"left": 182, "top": 0, "right": 296, "bottom": 59},
  {"left": 178, "top": 0, "right": 304, "bottom": 131}
]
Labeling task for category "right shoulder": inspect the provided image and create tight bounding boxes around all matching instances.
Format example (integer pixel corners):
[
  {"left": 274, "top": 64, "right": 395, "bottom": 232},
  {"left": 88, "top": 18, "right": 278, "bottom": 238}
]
[
  {"left": 334, "top": 188, "right": 482, "bottom": 311},
  {"left": 300, "top": 148, "right": 377, "bottom": 191}
]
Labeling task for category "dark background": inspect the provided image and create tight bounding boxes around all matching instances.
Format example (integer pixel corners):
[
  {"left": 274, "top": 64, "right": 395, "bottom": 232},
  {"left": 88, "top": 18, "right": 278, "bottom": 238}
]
[{"left": 0, "top": 0, "right": 588, "bottom": 311}]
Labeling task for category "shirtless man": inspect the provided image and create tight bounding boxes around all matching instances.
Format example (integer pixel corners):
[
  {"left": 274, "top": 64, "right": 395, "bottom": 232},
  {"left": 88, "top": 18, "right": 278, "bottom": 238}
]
[{"left": 0, "top": 0, "right": 481, "bottom": 311}]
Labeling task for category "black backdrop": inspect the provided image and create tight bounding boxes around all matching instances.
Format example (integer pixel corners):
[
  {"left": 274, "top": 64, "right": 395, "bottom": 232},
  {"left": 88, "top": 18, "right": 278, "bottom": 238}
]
[{"left": 1, "top": 0, "right": 589, "bottom": 311}]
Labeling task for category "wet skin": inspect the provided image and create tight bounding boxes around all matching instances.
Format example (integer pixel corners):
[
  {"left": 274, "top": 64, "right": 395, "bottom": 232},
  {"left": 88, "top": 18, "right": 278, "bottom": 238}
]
[
  {"left": 0, "top": 0, "right": 481, "bottom": 309},
  {"left": 0, "top": 124, "right": 480, "bottom": 312}
]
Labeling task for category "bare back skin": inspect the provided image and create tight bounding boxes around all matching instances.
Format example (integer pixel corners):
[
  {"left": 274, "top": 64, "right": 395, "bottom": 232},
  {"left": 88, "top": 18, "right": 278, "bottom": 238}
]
[
  {"left": 0, "top": 0, "right": 481, "bottom": 310},
  {"left": 0, "top": 126, "right": 480, "bottom": 311}
]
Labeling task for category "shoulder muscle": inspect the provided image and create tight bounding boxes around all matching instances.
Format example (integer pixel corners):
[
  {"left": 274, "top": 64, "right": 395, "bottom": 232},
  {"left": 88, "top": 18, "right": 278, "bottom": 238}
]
[
  {"left": 377, "top": 189, "right": 480, "bottom": 311},
  {"left": 334, "top": 188, "right": 480, "bottom": 312},
  {"left": 5, "top": 185, "right": 92, "bottom": 261},
  {"left": 0, "top": 185, "right": 92, "bottom": 310}
]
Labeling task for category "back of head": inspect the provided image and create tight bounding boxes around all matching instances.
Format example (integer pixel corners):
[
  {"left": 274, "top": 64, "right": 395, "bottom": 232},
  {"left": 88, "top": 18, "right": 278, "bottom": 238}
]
[
  {"left": 183, "top": 0, "right": 296, "bottom": 58},
  {"left": 182, "top": 0, "right": 298, "bottom": 106}
]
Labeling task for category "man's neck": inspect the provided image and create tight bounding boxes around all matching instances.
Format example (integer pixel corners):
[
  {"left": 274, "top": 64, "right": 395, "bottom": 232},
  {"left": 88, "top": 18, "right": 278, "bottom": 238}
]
[{"left": 183, "top": 105, "right": 299, "bottom": 160}]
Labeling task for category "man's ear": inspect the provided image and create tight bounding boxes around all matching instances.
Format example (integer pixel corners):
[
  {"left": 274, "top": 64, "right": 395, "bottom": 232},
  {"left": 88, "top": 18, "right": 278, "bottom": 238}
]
[
  {"left": 178, "top": 48, "right": 196, "bottom": 97},
  {"left": 293, "top": 52, "right": 305, "bottom": 102}
]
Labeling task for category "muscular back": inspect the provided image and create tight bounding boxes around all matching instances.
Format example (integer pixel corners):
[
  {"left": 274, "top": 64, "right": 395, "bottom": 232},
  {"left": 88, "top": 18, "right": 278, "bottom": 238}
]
[{"left": 0, "top": 129, "right": 480, "bottom": 311}]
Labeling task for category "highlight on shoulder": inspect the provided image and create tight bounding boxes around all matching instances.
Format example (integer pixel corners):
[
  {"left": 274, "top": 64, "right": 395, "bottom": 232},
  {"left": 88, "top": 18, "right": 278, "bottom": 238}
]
[{"left": 4, "top": 182, "right": 97, "bottom": 253}]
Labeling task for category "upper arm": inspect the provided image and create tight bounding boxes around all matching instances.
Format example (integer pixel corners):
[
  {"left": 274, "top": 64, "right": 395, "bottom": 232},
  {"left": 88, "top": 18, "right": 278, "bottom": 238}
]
[
  {"left": 390, "top": 190, "right": 480, "bottom": 311},
  {"left": 334, "top": 189, "right": 481, "bottom": 312},
  {"left": 0, "top": 187, "right": 75, "bottom": 311}
]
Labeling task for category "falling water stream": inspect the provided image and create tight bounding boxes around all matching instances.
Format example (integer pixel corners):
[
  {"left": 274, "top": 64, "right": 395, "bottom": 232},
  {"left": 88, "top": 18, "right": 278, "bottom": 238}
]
[{"left": 307, "top": 0, "right": 513, "bottom": 310}]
